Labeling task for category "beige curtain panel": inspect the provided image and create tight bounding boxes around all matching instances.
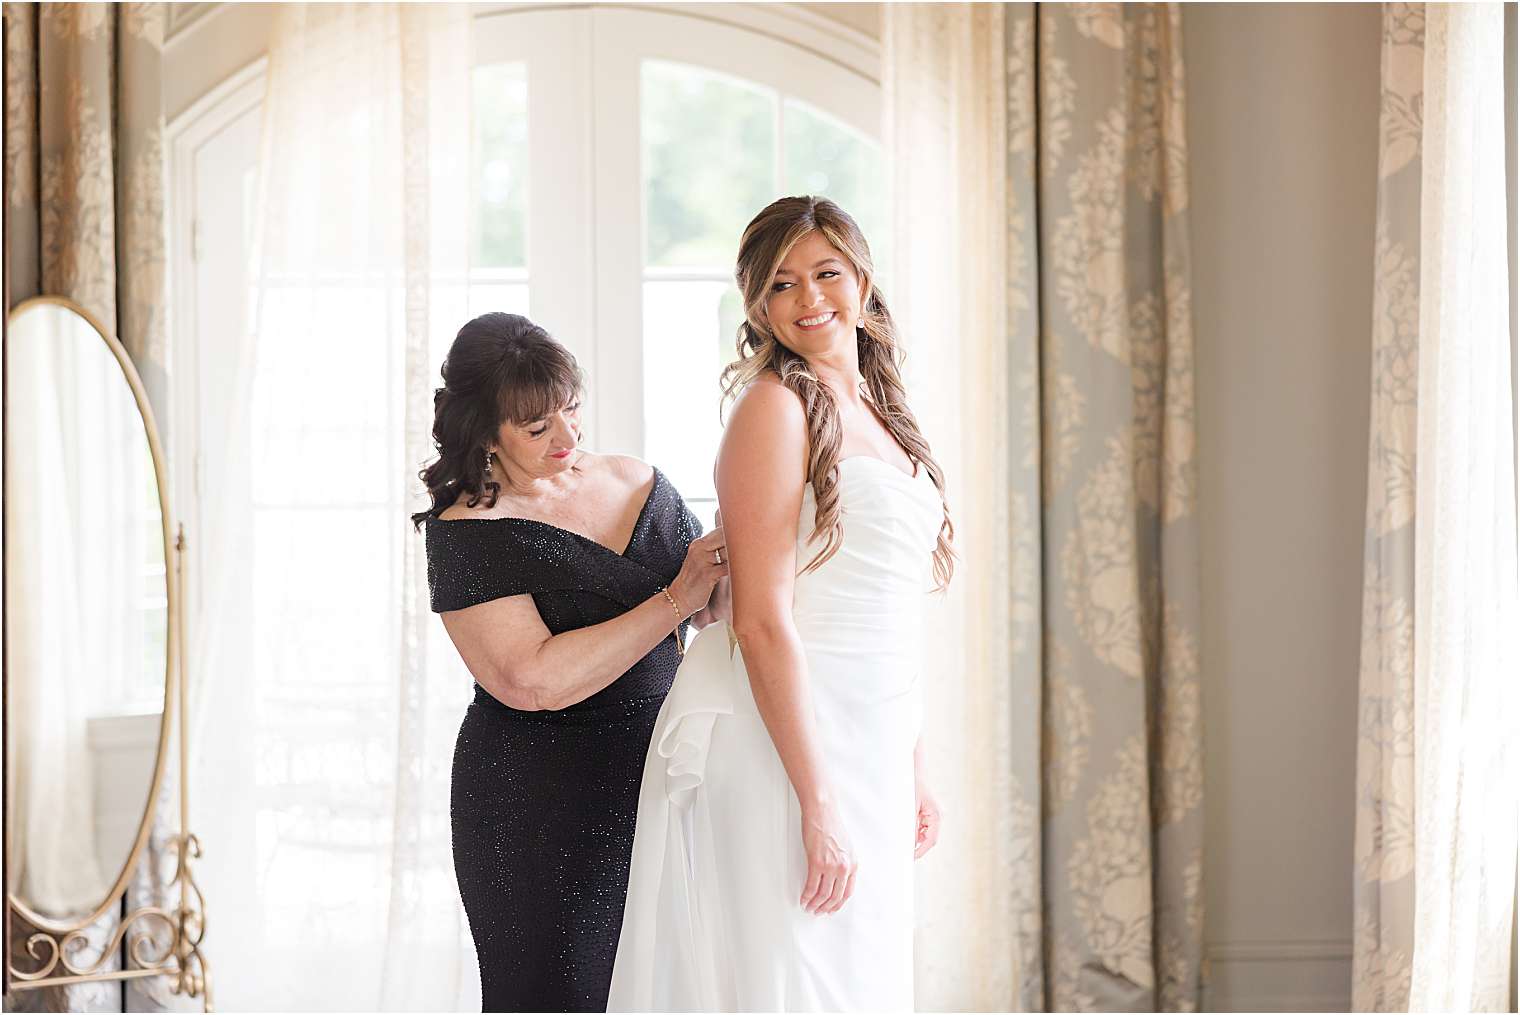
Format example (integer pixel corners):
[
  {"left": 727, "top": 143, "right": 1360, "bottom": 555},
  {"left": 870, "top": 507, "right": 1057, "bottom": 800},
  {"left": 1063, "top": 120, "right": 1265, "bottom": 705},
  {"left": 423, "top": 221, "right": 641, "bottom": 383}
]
[
  {"left": 3, "top": 1, "right": 169, "bottom": 419},
  {"left": 886, "top": 3, "right": 1201, "bottom": 1010}
]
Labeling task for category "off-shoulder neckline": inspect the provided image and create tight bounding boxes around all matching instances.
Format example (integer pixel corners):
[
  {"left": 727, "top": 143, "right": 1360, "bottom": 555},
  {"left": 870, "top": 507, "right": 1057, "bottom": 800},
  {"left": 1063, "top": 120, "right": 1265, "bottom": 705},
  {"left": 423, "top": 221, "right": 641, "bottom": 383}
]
[{"left": 427, "top": 467, "right": 663, "bottom": 560}]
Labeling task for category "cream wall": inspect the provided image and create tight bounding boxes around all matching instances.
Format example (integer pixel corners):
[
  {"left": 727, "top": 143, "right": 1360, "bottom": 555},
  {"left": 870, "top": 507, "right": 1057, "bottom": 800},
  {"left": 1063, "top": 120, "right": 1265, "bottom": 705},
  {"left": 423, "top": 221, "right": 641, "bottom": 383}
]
[
  {"left": 1187, "top": 4, "right": 1380, "bottom": 1010},
  {"left": 808, "top": 3, "right": 881, "bottom": 41}
]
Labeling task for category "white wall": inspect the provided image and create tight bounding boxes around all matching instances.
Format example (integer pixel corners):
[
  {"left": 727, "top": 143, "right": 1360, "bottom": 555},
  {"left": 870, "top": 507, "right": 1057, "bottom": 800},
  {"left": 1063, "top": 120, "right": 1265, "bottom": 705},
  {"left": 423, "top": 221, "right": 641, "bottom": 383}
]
[{"left": 1187, "top": 4, "right": 1381, "bottom": 1010}]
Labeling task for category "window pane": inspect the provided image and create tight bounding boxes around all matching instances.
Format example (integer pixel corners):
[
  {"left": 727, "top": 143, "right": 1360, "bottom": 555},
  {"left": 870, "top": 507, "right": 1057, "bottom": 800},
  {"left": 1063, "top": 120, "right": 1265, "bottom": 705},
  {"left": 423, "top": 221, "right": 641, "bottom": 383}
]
[
  {"left": 467, "top": 282, "right": 530, "bottom": 322},
  {"left": 473, "top": 63, "right": 528, "bottom": 269},
  {"left": 252, "top": 284, "right": 399, "bottom": 507},
  {"left": 643, "top": 62, "right": 776, "bottom": 269},
  {"left": 412, "top": 281, "right": 530, "bottom": 391},
  {"left": 642, "top": 279, "right": 740, "bottom": 501},
  {"left": 783, "top": 100, "right": 889, "bottom": 275}
]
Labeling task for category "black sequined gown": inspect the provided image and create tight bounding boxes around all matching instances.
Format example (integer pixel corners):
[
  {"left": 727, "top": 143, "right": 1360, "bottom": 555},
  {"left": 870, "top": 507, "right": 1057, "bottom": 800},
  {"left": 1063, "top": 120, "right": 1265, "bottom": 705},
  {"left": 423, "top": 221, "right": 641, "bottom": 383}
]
[{"left": 424, "top": 469, "right": 701, "bottom": 1013}]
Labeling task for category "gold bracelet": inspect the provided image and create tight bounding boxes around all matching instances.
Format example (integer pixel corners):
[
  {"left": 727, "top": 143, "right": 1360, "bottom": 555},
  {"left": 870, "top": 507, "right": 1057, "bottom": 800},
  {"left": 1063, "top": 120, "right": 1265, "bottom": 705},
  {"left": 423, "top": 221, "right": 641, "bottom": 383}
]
[{"left": 659, "top": 587, "right": 685, "bottom": 655}]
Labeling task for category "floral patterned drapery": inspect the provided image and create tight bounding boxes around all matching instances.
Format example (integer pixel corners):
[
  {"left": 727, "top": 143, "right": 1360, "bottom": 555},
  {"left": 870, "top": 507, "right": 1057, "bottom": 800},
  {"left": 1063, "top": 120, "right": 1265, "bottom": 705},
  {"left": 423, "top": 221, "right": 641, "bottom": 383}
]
[{"left": 4, "top": 1, "right": 168, "bottom": 418}]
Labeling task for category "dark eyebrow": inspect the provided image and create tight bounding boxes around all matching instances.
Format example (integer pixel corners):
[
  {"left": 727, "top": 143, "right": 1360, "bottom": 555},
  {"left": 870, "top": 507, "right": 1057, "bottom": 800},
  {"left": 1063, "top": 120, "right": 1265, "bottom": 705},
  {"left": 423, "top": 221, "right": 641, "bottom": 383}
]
[
  {"left": 774, "top": 258, "right": 845, "bottom": 277},
  {"left": 524, "top": 398, "right": 580, "bottom": 426}
]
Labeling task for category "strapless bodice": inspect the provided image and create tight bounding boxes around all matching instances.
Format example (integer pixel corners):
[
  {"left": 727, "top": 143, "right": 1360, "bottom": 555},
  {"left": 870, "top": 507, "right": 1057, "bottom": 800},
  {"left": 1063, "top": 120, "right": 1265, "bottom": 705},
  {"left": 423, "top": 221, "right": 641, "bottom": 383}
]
[{"left": 788, "top": 456, "right": 942, "bottom": 701}]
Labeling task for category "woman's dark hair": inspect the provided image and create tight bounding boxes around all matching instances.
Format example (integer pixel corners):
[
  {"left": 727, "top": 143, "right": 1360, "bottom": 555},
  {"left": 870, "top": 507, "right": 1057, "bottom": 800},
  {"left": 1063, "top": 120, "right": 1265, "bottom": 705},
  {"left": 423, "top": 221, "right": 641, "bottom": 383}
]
[{"left": 411, "top": 312, "right": 584, "bottom": 529}]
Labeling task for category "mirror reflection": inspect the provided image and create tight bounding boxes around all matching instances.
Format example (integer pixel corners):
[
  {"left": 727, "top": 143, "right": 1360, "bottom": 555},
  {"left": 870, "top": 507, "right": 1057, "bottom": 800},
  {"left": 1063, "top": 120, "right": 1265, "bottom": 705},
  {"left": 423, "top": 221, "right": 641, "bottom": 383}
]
[{"left": 4, "top": 301, "right": 167, "bottom": 921}]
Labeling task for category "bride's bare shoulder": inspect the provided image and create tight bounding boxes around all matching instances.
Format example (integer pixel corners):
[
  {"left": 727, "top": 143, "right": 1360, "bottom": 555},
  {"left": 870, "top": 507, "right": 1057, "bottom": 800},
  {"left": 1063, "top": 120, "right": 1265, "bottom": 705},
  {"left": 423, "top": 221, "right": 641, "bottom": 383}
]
[
  {"left": 728, "top": 372, "right": 805, "bottom": 430},
  {"left": 720, "top": 373, "right": 806, "bottom": 478}
]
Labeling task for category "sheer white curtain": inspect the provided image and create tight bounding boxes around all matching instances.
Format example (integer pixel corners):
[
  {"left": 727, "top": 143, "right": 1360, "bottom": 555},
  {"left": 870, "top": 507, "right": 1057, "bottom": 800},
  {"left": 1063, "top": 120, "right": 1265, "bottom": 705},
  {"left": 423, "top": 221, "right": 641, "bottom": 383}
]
[
  {"left": 187, "top": 5, "right": 480, "bottom": 1008},
  {"left": 884, "top": 6, "right": 1025, "bottom": 1007},
  {"left": 1407, "top": 4, "right": 1518, "bottom": 1008}
]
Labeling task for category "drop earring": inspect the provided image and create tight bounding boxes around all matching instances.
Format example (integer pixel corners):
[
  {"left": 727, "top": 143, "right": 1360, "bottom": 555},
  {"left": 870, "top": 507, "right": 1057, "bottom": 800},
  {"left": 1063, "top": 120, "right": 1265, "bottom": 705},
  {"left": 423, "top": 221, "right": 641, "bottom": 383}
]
[{"left": 484, "top": 449, "right": 493, "bottom": 477}]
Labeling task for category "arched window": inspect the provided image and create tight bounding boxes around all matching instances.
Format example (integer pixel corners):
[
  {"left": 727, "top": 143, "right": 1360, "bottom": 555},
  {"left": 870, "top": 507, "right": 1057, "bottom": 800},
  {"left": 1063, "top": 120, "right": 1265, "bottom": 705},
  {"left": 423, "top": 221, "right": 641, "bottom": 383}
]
[{"left": 467, "top": 7, "right": 883, "bottom": 508}]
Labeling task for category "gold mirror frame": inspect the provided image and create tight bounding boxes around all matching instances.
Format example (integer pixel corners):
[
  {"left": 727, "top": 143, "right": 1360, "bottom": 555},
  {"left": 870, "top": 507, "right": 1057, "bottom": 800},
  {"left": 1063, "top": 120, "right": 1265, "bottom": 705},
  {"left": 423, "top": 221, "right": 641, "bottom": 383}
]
[{"left": 3, "top": 295, "right": 211, "bottom": 1009}]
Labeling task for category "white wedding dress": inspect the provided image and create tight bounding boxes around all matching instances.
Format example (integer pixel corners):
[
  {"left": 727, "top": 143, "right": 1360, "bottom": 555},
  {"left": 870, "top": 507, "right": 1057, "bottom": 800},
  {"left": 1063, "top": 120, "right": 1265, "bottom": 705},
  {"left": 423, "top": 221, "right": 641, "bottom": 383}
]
[{"left": 608, "top": 456, "right": 942, "bottom": 1013}]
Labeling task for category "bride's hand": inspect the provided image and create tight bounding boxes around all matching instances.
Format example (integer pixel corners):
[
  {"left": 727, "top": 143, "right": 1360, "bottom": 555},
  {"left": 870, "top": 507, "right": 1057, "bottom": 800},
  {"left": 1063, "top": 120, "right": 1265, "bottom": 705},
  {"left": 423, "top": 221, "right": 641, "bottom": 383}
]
[
  {"left": 800, "top": 801, "right": 857, "bottom": 915},
  {"left": 914, "top": 779, "right": 941, "bottom": 859}
]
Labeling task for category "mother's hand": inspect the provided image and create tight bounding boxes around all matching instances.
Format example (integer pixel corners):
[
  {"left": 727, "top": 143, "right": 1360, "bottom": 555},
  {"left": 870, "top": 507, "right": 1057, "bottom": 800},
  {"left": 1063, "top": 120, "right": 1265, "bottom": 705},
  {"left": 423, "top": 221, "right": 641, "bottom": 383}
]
[
  {"left": 670, "top": 526, "right": 727, "bottom": 617},
  {"left": 706, "top": 509, "right": 733, "bottom": 623},
  {"left": 801, "top": 801, "right": 857, "bottom": 914}
]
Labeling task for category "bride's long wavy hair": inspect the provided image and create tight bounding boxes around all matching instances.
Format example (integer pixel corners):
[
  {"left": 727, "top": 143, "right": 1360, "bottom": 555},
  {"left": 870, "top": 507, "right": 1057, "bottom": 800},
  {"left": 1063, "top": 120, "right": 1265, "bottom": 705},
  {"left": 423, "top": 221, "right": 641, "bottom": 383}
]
[{"left": 721, "top": 196, "right": 955, "bottom": 590}]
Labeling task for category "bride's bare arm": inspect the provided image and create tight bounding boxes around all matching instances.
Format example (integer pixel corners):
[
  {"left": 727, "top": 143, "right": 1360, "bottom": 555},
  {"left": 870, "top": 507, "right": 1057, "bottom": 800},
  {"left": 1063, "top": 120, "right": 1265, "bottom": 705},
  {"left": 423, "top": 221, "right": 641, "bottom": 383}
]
[{"left": 717, "top": 376, "right": 857, "bottom": 914}]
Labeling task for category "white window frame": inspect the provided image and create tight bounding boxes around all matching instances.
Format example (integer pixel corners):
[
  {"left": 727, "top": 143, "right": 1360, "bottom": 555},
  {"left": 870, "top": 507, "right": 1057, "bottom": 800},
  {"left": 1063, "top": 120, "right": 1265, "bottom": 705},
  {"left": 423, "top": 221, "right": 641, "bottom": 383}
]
[
  {"left": 166, "top": 57, "right": 267, "bottom": 612},
  {"left": 470, "top": 5, "right": 881, "bottom": 453}
]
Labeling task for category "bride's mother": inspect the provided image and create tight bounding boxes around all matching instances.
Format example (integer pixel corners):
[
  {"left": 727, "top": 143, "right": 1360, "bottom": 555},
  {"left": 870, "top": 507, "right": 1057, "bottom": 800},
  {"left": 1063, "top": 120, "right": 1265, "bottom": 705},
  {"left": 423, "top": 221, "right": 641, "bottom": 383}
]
[{"left": 412, "top": 312, "right": 727, "bottom": 1012}]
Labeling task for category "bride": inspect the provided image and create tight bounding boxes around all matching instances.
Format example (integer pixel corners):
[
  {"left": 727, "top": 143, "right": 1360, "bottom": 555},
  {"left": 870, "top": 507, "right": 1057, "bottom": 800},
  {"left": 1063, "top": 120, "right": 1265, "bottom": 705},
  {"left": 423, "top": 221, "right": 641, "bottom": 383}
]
[{"left": 608, "top": 196, "right": 955, "bottom": 1012}]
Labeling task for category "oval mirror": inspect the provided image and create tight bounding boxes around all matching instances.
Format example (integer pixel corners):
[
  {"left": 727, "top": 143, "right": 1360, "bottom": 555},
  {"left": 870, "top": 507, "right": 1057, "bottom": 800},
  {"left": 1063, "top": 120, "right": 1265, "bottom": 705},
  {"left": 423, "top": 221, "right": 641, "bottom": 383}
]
[{"left": 5, "top": 297, "right": 173, "bottom": 928}]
